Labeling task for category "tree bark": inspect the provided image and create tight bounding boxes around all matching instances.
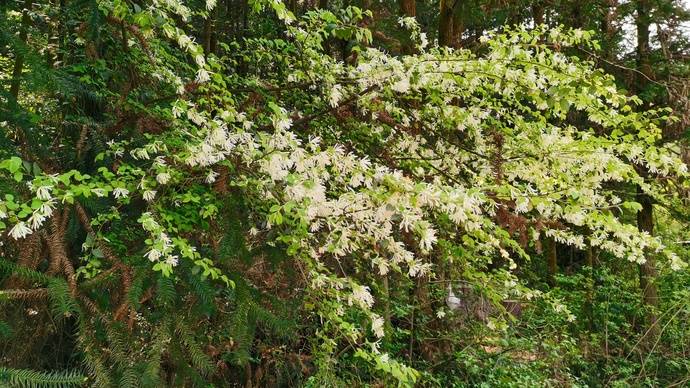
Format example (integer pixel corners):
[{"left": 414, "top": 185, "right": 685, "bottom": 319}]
[
  {"left": 451, "top": 8, "right": 464, "bottom": 47},
  {"left": 546, "top": 237, "right": 557, "bottom": 287},
  {"left": 532, "top": 1, "right": 544, "bottom": 26},
  {"left": 400, "top": 0, "right": 415, "bottom": 17},
  {"left": 635, "top": 0, "right": 660, "bottom": 343},
  {"left": 636, "top": 0, "right": 653, "bottom": 79},
  {"left": 637, "top": 185, "right": 659, "bottom": 340},
  {"left": 9, "top": 0, "right": 32, "bottom": 99},
  {"left": 439, "top": 0, "right": 454, "bottom": 47},
  {"left": 585, "top": 245, "right": 595, "bottom": 330}
]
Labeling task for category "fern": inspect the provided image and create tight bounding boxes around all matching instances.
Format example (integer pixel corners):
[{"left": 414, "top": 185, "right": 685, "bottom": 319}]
[
  {"left": 175, "top": 320, "right": 214, "bottom": 376},
  {"left": 125, "top": 268, "right": 146, "bottom": 311},
  {"left": 117, "top": 367, "right": 138, "bottom": 388},
  {"left": 168, "top": 343, "right": 206, "bottom": 387},
  {"left": 0, "top": 320, "right": 11, "bottom": 339},
  {"left": 77, "top": 320, "right": 112, "bottom": 387},
  {"left": 218, "top": 195, "right": 252, "bottom": 264},
  {"left": 251, "top": 302, "right": 294, "bottom": 339},
  {"left": 183, "top": 269, "right": 215, "bottom": 316},
  {"left": 139, "top": 321, "right": 171, "bottom": 387},
  {"left": 47, "top": 279, "right": 78, "bottom": 320},
  {"left": 0, "top": 367, "right": 86, "bottom": 388},
  {"left": 0, "top": 258, "right": 53, "bottom": 285},
  {"left": 155, "top": 276, "right": 176, "bottom": 307},
  {"left": 225, "top": 282, "right": 256, "bottom": 366},
  {"left": 105, "top": 323, "right": 133, "bottom": 367}
]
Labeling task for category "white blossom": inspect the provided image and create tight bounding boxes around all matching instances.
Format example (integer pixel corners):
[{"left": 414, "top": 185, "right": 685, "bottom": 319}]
[
  {"left": 196, "top": 68, "right": 210, "bottom": 83},
  {"left": 143, "top": 190, "right": 157, "bottom": 202},
  {"left": 145, "top": 248, "right": 162, "bottom": 262},
  {"left": 165, "top": 255, "right": 179, "bottom": 266},
  {"left": 9, "top": 222, "right": 32, "bottom": 239},
  {"left": 205, "top": 170, "right": 219, "bottom": 184},
  {"left": 371, "top": 316, "right": 385, "bottom": 338},
  {"left": 350, "top": 284, "right": 374, "bottom": 308},
  {"left": 35, "top": 186, "right": 52, "bottom": 200},
  {"left": 28, "top": 212, "right": 45, "bottom": 229},
  {"left": 329, "top": 84, "right": 343, "bottom": 107},
  {"left": 156, "top": 172, "right": 171, "bottom": 185},
  {"left": 113, "top": 187, "right": 130, "bottom": 199}
]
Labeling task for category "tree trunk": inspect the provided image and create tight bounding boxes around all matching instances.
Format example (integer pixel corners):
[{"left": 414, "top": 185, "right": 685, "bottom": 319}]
[
  {"left": 570, "top": 2, "right": 584, "bottom": 29},
  {"left": 439, "top": 0, "right": 454, "bottom": 47},
  {"left": 600, "top": 0, "right": 618, "bottom": 61},
  {"left": 585, "top": 245, "right": 595, "bottom": 330},
  {"left": 203, "top": 8, "right": 216, "bottom": 56},
  {"left": 546, "top": 237, "right": 557, "bottom": 286},
  {"left": 637, "top": 186, "right": 659, "bottom": 340},
  {"left": 636, "top": 0, "right": 653, "bottom": 79},
  {"left": 635, "top": 0, "right": 659, "bottom": 343},
  {"left": 9, "top": 0, "right": 32, "bottom": 99},
  {"left": 532, "top": 1, "right": 544, "bottom": 26},
  {"left": 451, "top": 8, "right": 464, "bottom": 47},
  {"left": 400, "top": 0, "right": 415, "bottom": 17}
]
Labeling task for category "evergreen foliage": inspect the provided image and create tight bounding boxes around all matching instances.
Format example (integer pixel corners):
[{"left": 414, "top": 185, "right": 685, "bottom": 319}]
[{"left": 0, "top": 0, "right": 689, "bottom": 386}]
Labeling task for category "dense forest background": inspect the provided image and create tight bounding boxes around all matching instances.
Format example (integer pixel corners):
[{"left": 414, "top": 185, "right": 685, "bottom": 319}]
[{"left": 1, "top": 0, "right": 690, "bottom": 386}]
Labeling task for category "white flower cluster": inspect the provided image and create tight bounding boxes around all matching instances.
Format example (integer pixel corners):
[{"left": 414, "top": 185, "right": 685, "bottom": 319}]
[{"left": 140, "top": 213, "right": 179, "bottom": 267}]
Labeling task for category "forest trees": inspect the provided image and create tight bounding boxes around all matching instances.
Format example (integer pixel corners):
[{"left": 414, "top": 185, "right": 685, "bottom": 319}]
[{"left": 0, "top": 0, "right": 689, "bottom": 387}]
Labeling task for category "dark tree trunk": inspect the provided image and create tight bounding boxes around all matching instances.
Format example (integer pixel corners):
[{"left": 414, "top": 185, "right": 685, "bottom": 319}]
[
  {"left": 637, "top": 185, "right": 659, "bottom": 340},
  {"left": 400, "top": 0, "right": 415, "bottom": 17},
  {"left": 439, "top": 0, "right": 454, "bottom": 47},
  {"left": 546, "top": 237, "right": 557, "bottom": 287},
  {"left": 451, "top": 8, "right": 464, "bottom": 47},
  {"left": 9, "top": 0, "right": 32, "bottom": 99},
  {"left": 585, "top": 246, "right": 595, "bottom": 330},
  {"left": 635, "top": 0, "right": 659, "bottom": 344},
  {"left": 533, "top": 1, "right": 544, "bottom": 26}
]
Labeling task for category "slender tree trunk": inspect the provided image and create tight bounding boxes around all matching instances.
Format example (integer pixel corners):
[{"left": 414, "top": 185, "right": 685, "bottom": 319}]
[
  {"left": 599, "top": 0, "right": 618, "bottom": 62},
  {"left": 546, "top": 237, "right": 557, "bottom": 286},
  {"left": 57, "top": 0, "right": 66, "bottom": 64},
  {"left": 635, "top": 0, "right": 659, "bottom": 343},
  {"left": 636, "top": 0, "right": 653, "bottom": 78},
  {"left": 382, "top": 275, "right": 392, "bottom": 345},
  {"left": 570, "top": 2, "right": 584, "bottom": 29},
  {"left": 451, "top": 9, "right": 464, "bottom": 47},
  {"left": 532, "top": 1, "right": 544, "bottom": 26},
  {"left": 637, "top": 186, "right": 659, "bottom": 340},
  {"left": 400, "top": 0, "right": 415, "bottom": 17},
  {"left": 203, "top": 8, "right": 216, "bottom": 56},
  {"left": 585, "top": 246, "right": 595, "bottom": 330},
  {"left": 439, "top": 0, "right": 454, "bottom": 47},
  {"left": 9, "top": 0, "right": 32, "bottom": 99}
]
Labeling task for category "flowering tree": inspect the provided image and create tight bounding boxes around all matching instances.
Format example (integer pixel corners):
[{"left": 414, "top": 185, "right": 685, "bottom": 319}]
[{"left": 0, "top": 0, "right": 688, "bottom": 385}]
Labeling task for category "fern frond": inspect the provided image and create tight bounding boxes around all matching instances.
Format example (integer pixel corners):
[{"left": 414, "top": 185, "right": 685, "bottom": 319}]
[
  {"left": 139, "top": 320, "right": 171, "bottom": 387},
  {"left": 0, "top": 367, "right": 86, "bottom": 388},
  {"left": 155, "top": 276, "right": 176, "bottom": 306},
  {"left": 47, "top": 279, "right": 78, "bottom": 319},
  {"left": 125, "top": 269, "right": 146, "bottom": 311},
  {"left": 77, "top": 320, "right": 112, "bottom": 387},
  {"left": 117, "top": 367, "right": 138, "bottom": 388},
  {"left": 105, "top": 323, "right": 132, "bottom": 367},
  {"left": 175, "top": 320, "right": 214, "bottom": 376},
  {"left": 250, "top": 302, "right": 294, "bottom": 338},
  {"left": 184, "top": 270, "right": 215, "bottom": 315},
  {"left": 0, "top": 288, "right": 49, "bottom": 303},
  {"left": 0, "top": 258, "right": 54, "bottom": 285}
]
